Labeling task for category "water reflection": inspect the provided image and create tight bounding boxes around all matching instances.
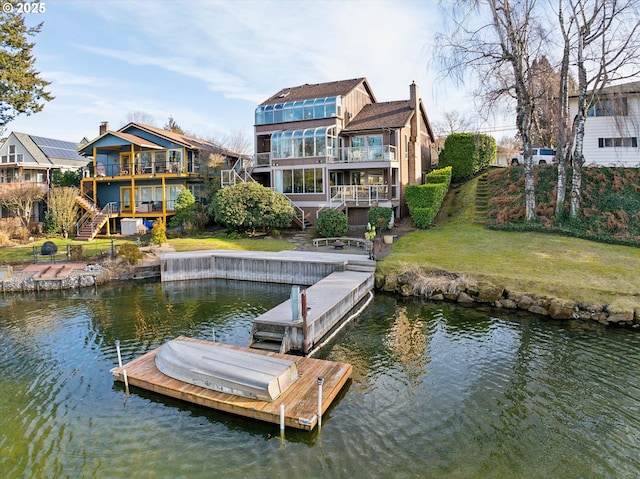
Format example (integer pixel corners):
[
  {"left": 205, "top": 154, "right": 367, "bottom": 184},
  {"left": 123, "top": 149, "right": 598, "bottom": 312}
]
[{"left": 1, "top": 282, "right": 640, "bottom": 478}]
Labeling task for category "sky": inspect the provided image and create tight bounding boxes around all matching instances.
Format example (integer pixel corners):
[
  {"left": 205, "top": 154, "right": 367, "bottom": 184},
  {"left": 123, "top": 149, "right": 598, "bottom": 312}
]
[{"left": 7, "top": 0, "right": 517, "bottom": 151}]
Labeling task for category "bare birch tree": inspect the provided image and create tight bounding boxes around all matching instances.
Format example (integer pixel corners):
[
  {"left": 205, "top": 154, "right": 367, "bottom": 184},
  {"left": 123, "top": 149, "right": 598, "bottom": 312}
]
[
  {"left": 566, "top": 0, "right": 640, "bottom": 219},
  {"left": 435, "top": 0, "right": 548, "bottom": 221}
]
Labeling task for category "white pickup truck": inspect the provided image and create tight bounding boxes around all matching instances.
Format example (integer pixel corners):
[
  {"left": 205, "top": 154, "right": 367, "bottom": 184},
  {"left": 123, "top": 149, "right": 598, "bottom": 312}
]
[{"left": 510, "top": 148, "right": 556, "bottom": 166}]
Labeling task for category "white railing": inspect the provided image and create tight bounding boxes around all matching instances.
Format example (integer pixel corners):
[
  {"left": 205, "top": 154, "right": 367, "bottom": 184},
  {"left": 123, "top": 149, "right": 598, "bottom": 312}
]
[
  {"left": 329, "top": 185, "right": 389, "bottom": 205},
  {"left": 331, "top": 145, "right": 397, "bottom": 163}
]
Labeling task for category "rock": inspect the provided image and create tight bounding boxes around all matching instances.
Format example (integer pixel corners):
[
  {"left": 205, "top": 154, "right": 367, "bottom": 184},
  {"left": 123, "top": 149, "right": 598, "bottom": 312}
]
[
  {"left": 477, "top": 283, "right": 504, "bottom": 303},
  {"left": 495, "top": 299, "right": 518, "bottom": 309},
  {"left": 607, "top": 310, "right": 634, "bottom": 323},
  {"left": 457, "top": 291, "right": 475, "bottom": 303},
  {"left": 528, "top": 304, "right": 549, "bottom": 316},
  {"left": 431, "top": 293, "right": 444, "bottom": 301},
  {"left": 548, "top": 299, "right": 575, "bottom": 320}
]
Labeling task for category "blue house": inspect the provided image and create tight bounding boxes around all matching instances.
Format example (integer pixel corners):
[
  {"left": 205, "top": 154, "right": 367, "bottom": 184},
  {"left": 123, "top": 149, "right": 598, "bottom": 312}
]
[{"left": 77, "top": 122, "right": 242, "bottom": 240}]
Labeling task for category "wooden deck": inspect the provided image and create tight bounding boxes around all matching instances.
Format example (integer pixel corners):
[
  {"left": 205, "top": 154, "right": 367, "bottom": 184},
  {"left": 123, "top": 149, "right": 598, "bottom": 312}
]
[{"left": 110, "top": 336, "right": 352, "bottom": 431}]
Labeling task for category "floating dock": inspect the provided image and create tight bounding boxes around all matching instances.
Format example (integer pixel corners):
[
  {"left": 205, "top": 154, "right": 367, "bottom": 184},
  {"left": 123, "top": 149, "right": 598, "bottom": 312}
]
[{"left": 111, "top": 336, "right": 352, "bottom": 430}]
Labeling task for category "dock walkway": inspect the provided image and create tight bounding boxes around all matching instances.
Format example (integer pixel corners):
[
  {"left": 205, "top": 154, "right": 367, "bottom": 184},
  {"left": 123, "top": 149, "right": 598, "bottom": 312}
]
[{"left": 111, "top": 337, "right": 352, "bottom": 430}]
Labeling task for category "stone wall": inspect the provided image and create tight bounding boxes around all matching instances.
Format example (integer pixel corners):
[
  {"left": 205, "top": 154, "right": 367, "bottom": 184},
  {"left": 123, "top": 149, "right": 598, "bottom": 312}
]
[{"left": 375, "top": 269, "right": 639, "bottom": 328}]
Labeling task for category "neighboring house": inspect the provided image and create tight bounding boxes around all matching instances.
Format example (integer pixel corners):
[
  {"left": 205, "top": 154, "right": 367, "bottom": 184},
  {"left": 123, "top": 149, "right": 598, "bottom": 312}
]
[
  {"left": 0, "top": 131, "right": 88, "bottom": 223},
  {"left": 235, "top": 78, "right": 437, "bottom": 227},
  {"left": 569, "top": 80, "right": 640, "bottom": 167},
  {"left": 77, "top": 122, "right": 242, "bottom": 240}
]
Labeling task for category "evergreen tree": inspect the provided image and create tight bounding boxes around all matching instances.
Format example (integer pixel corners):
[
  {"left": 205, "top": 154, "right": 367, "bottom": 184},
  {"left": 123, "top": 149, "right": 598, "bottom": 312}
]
[
  {"left": 163, "top": 115, "right": 184, "bottom": 134},
  {"left": 0, "top": 9, "right": 53, "bottom": 131}
]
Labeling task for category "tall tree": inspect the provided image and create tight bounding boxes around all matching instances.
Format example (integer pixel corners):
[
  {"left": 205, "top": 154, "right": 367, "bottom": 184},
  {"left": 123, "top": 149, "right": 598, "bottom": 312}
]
[
  {"left": 0, "top": 8, "right": 53, "bottom": 132},
  {"left": 163, "top": 115, "right": 185, "bottom": 134},
  {"left": 0, "top": 183, "right": 45, "bottom": 228},
  {"left": 47, "top": 186, "right": 79, "bottom": 238},
  {"left": 125, "top": 110, "right": 156, "bottom": 126},
  {"left": 436, "top": 0, "right": 548, "bottom": 221},
  {"left": 566, "top": 0, "right": 640, "bottom": 219}
]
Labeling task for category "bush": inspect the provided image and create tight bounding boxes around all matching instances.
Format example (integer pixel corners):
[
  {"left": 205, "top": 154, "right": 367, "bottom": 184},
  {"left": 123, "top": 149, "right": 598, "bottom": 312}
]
[
  {"left": 316, "top": 209, "right": 348, "bottom": 237},
  {"left": 117, "top": 242, "right": 143, "bottom": 265},
  {"left": 439, "top": 133, "right": 495, "bottom": 182},
  {"left": 70, "top": 245, "right": 83, "bottom": 261},
  {"left": 212, "top": 182, "right": 294, "bottom": 233},
  {"left": 151, "top": 220, "right": 167, "bottom": 246},
  {"left": 42, "top": 211, "right": 60, "bottom": 235},
  {"left": 368, "top": 206, "right": 393, "bottom": 232},
  {"left": 406, "top": 166, "right": 452, "bottom": 229}
]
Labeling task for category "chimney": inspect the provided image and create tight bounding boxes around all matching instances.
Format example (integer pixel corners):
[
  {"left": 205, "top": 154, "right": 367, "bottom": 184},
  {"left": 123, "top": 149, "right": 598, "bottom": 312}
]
[
  {"left": 99, "top": 121, "right": 109, "bottom": 135},
  {"left": 410, "top": 81, "right": 418, "bottom": 105}
]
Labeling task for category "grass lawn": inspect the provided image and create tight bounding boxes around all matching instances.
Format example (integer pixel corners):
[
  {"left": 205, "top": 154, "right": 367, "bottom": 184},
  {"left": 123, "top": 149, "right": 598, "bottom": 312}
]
[
  {"left": 379, "top": 177, "right": 640, "bottom": 310},
  {"left": 168, "top": 234, "right": 296, "bottom": 253}
]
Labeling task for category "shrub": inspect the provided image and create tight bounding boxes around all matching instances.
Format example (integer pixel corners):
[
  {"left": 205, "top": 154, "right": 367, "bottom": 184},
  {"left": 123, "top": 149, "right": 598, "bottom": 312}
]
[
  {"left": 151, "top": 220, "right": 167, "bottom": 246},
  {"left": 117, "top": 242, "right": 143, "bottom": 265},
  {"left": 406, "top": 166, "right": 452, "bottom": 229},
  {"left": 42, "top": 211, "right": 60, "bottom": 235},
  {"left": 212, "top": 182, "right": 294, "bottom": 233},
  {"left": 316, "top": 209, "right": 348, "bottom": 237},
  {"left": 70, "top": 245, "right": 83, "bottom": 261},
  {"left": 368, "top": 206, "right": 393, "bottom": 232},
  {"left": 439, "top": 133, "right": 495, "bottom": 182}
]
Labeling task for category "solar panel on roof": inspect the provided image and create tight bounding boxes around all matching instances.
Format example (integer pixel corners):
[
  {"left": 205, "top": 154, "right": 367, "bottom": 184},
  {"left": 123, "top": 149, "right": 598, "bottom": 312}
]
[{"left": 31, "top": 135, "right": 83, "bottom": 160}]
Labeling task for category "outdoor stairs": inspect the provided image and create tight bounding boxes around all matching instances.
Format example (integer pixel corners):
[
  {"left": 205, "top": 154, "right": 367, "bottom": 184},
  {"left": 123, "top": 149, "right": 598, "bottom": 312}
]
[
  {"left": 346, "top": 259, "right": 377, "bottom": 273},
  {"left": 248, "top": 324, "right": 290, "bottom": 353},
  {"left": 76, "top": 195, "right": 94, "bottom": 211},
  {"left": 76, "top": 212, "right": 109, "bottom": 241},
  {"left": 474, "top": 173, "right": 490, "bottom": 225}
]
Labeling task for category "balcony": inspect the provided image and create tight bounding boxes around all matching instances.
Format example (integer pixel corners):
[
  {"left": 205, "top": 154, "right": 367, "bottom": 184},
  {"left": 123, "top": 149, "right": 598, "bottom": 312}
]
[
  {"left": 329, "top": 185, "right": 391, "bottom": 206},
  {"left": 253, "top": 145, "right": 397, "bottom": 167},
  {"left": 89, "top": 160, "right": 189, "bottom": 178}
]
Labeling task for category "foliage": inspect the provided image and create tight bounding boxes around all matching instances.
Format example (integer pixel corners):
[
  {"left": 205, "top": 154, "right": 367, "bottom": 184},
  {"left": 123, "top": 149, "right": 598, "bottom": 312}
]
[
  {"left": 169, "top": 187, "right": 197, "bottom": 233},
  {"left": 51, "top": 170, "right": 81, "bottom": 187},
  {"left": 485, "top": 167, "right": 640, "bottom": 246},
  {"left": 151, "top": 220, "right": 167, "bottom": 246},
  {"left": 364, "top": 223, "right": 376, "bottom": 241},
  {"left": 0, "top": 217, "right": 28, "bottom": 246},
  {"left": 316, "top": 209, "right": 348, "bottom": 237},
  {"left": 42, "top": 210, "right": 60, "bottom": 235},
  {"left": 163, "top": 115, "right": 184, "bottom": 134},
  {"left": 368, "top": 206, "right": 393, "bottom": 232},
  {"left": 212, "top": 182, "right": 294, "bottom": 233},
  {"left": 117, "top": 242, "right": 142, "bottom": 265},
  {"left": 0, "top": 183, "right": 45, "bottom": 228},
  {"left": 0, "top": 9, "right": 53, "bottom": 130},
  {"left": 70, "top": 245, "right": 83, "bottom": 261},
  {"left": 406, "top": 166, "right": 453, "bottom": 228},
  {"left": 438, "top": 134, "right": 495, "bottom": 183},
  {"left": 46, "top": 186, "right": 80, "bottom": 238}
]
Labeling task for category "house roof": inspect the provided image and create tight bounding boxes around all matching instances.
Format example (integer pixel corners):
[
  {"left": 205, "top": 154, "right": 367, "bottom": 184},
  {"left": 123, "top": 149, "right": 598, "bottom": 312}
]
[
  {"left": 342, "top": 101, "right": 415, "bottom": 132},
  {"left": 569, "top": 80, "right": 640, "bottom": 98},
  {"left": 10, "top": 132, "right": 86, "bottom": 167},
  {"left": 260, "top": 78, "right": 374, "bottom": 105}
]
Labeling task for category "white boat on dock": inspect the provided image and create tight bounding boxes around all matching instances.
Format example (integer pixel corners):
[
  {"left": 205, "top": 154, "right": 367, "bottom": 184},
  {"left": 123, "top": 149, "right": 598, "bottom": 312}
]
[{"left": 155, "top": 338, "right": 299, "bottom": 401}]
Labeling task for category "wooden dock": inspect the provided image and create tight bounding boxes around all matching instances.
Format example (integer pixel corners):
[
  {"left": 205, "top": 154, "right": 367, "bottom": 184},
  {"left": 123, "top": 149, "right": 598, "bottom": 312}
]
[{"left": 111, "top": 336, "right": 352, "bottom": 431}]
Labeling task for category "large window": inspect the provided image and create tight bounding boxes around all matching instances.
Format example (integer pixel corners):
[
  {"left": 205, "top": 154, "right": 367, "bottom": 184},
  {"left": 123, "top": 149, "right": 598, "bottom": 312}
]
[
  {"left": 588, "top": 97, "right": 628, "bottom": 117},
  {"left": 271, "top": 127, "right": 336, "bottom": 159},
  {"left": 255, "top": 97, "right": 341, "bottom": 125},
  {"left": 598, "top": 137, "right": 638, "bottom": 147},
  {"left": 276, "top": 167, "right": 323, "bottom": 194}
]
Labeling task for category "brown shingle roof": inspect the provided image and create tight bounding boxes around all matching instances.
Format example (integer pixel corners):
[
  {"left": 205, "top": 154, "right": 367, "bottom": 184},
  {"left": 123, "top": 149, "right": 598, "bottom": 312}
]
[
  {"left": 260, "top": 78, "right": 372, "bottom": 105},
  {"left": 342, "top": 101, "right": 414, "bottom": 132}
]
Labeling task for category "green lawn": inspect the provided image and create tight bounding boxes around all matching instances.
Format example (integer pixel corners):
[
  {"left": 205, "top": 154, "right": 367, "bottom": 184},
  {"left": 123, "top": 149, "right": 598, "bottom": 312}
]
[{"left": 379, "top": 178, "right": 640, "bottom": 310}]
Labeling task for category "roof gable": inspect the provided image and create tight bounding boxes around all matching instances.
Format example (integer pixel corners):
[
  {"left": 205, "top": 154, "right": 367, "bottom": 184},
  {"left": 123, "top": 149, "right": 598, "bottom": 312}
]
[
  {"left": 260, "top": 78, "right": 373, "bottom": 105},
  {"left": 342, "top": 101, "right": 414, "bottom": 132},
  {"left": 1, "top": 132, "right": 86, "bottom": 167}
]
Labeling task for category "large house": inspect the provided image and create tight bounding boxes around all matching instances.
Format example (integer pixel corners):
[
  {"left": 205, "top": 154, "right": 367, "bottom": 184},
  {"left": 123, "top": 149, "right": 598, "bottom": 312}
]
[
  {"left": 569, "top": 80, "right": 640, "bottom": 167},
  {"left": 0, "top": 132, "right": 88, "bottom": 223},
  {"left": 77, "top": 122, "right": 242, "bottom": 240},
  {"left": 232, "top": 78, "right": 437, "bottom": 227}
]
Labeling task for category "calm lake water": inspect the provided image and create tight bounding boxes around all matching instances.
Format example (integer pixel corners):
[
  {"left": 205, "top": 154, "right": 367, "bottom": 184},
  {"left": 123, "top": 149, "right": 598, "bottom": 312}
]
[{"left": 1, "top": 279, "right": 640, "bottom": 479}]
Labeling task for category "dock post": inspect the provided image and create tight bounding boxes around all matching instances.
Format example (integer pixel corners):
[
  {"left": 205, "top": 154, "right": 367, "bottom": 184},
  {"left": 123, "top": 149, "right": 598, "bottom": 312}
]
[
  {"left": 291, "top": 285, "right": 301, "bottom": 321},
  {"left": 317, "top": 376, "right": 324, "bottom": 430},
  {"left": 280, "top": 404, "right": 285, "bottom": 436},
  {"left": 212, "top": 327, "right": 216, "bottom": 342},
  {"left": 115, "top": 340, "right": 123, "bottom": 367},
  {"left": 123, "top": 369, "right": 129, "bottom": 394}
]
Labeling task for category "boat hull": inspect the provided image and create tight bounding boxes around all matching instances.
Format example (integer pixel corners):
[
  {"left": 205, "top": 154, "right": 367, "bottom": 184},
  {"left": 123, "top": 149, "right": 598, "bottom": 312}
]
[{"left": 155, "top": 339, "right": 298, "bottom": 401}]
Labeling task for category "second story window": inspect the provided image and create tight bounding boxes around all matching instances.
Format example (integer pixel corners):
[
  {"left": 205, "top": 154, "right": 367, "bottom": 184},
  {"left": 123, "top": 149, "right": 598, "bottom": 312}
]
[{"left": 588, "top": 97, "right": 628, "bottom": 117}]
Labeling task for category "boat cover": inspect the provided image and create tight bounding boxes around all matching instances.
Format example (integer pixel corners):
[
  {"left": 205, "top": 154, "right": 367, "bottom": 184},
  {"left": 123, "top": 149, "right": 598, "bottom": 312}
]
[{"left": 155, "top": 339, "right": 299, "bottom": 401}]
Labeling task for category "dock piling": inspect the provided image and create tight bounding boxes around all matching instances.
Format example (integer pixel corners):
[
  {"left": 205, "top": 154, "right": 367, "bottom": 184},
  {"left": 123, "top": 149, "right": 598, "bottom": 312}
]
[
  {"left": 123, "top": 369, "right": 129, "bottom": 394},
  {"left": 115, "top": 340, "right": 123, "bottom": 368},
  {"left": 317, "top": 376, "right": 324, "bottom": 430},
  {"left": 280, "top": 404, "right": 285, "bottom": 435}
]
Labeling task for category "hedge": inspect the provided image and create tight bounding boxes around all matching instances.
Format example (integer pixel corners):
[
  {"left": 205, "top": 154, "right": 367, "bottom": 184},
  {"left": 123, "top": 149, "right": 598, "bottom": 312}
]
[
  {"left": 406, "top": 166, "right": 452, "bottom": 228},
  {"left": 438, "top": 133, "right": 496, "bottom": 183}
]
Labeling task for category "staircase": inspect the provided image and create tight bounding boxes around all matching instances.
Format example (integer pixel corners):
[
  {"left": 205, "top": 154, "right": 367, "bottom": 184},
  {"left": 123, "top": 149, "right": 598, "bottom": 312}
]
[
  {"left": 248, "top": 324, "right": 292, "bottom": 353},
  {"left": 75, "top": 202, "right": 117, "bottom": 241},
  {"left": 474, "top": 173, "right": 490, "bottom": 225}
]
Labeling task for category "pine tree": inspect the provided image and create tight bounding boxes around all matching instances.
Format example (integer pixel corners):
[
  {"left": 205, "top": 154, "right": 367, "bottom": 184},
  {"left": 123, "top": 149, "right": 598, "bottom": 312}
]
[{"left": 0, "top": 10, "right": 53, "bottom": 130}]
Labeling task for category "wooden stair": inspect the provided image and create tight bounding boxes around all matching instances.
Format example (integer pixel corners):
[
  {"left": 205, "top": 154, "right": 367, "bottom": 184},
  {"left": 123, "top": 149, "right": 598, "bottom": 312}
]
[
  {"left": 76, "top": 212, "right": 110, "bottom": 241},
  {"left": 248, "top": 324, "right": 291, "bottom": 353},
  {"left": 474, "top": 173, "right": 490, "bottom": 225}
]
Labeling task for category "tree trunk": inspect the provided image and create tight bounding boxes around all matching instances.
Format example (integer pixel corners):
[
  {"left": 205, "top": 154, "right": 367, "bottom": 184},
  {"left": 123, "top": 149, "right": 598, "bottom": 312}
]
[{"left": 570, "top": 109, "right": 586, "bottom": 218}]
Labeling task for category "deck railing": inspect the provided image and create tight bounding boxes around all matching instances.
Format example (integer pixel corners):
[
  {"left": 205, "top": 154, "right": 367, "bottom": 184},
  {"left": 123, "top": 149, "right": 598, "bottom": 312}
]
[{"left": 329, "top": 185, "right": 389, "bottom": 205}]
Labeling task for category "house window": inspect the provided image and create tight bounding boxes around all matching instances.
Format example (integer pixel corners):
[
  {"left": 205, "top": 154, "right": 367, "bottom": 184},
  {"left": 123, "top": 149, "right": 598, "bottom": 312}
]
[
  {"left": 8, "top": 145, "right": 15, "bottom": 162},
  {"left": 1, "top": 156, "right": 6, "bottom": 163},
  {"left": 598, "top": 137, "right": 637, "bottom": 147},
  {"left": 280, "top": 167, "right": 323, "bottom": 194},
  {"left": 271, "top": 127, "right": 335, "bottom": 159},
  {"left": 588, "top": 97, "right": 628, "bottom": 117},
  {"left": 255, "top": 97, "right": 341, "bottom": 125}
]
